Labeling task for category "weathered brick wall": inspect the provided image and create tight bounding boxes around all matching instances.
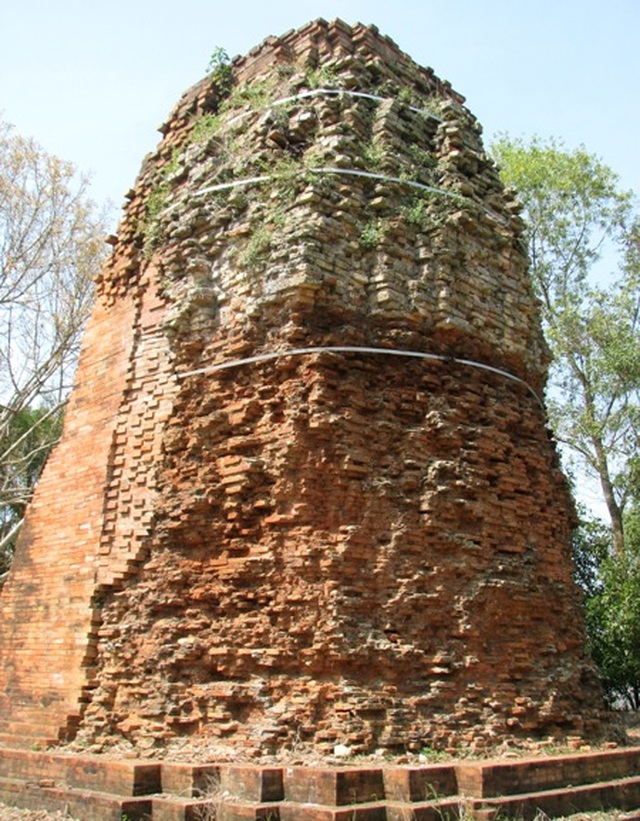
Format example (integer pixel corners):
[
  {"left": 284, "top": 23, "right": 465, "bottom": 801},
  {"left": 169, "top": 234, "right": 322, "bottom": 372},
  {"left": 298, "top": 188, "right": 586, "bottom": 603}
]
[
  {"left": 81, "top": 354, "right": 599, "bottom": 754},
  {"left": 0, "top": 19, "right": 603, "bottom": 753},
  {"left": 0, "top": 291, "right": 141, "bottom": 741},
  {"left": 0, "top": 262, "right": 178, "bottom": 745}
]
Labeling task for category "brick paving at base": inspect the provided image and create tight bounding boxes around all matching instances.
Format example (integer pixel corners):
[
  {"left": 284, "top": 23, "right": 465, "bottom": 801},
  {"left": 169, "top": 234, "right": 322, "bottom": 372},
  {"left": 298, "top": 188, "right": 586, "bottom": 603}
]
[{"left": 1, "top": 746, "right": 640, "bottom": 820}]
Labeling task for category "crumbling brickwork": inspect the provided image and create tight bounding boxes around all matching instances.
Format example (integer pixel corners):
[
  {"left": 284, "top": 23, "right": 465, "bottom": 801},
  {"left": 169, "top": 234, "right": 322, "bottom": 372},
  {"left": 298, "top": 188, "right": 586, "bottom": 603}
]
[{"left": 0, "top": 19, "right": 602, "bottom": 754}]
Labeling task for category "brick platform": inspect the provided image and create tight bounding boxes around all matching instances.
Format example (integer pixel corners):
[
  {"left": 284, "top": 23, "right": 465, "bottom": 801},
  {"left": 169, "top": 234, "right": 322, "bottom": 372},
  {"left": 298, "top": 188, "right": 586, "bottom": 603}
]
[{"left": 1, "top": 746, "right": 640, "bottom": 820}]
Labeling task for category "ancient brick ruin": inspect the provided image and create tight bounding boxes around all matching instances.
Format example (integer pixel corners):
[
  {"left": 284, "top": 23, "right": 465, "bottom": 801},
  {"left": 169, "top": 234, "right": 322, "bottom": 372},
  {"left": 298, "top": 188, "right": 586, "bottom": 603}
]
[{"left": 0, "top": 19, "right": 603, "bottom": 757}]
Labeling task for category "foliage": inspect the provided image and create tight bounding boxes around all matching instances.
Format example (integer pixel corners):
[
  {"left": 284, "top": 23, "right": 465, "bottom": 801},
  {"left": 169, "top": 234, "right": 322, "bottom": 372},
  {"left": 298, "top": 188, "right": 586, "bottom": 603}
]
[
  {"left": 361, "top": 139, "right": 385, "bottom": 173},
  {"left": 402, "top": 197, "right": 431, "bottom": 230},
  {"left": 233, "top": 157, "right": 313, "bottom": 270},
  {"left": 584, "top": 523, "right": 640, "bottom": 709},
  {"left": 142, "top": 177, "right": 170, "bottom": 244},
  {"left": 305, "top": 63, "right": 340, "bottom": 90},
  {"left": 360, "top": 218, "right": 384, "bottom": 250},
  {"left": 236, "top": 225, "right": 273, "bottom": 270},
  {"left": 222, "top": 77, "right": 276, "bottom": 115},
  {"left": 0, "top": 404, "right": 64, "bottom": 575},
  {"left": 190, "top": 111, "right": 223, "bottom": 144},
  {"left": 189, "top": 76, "right": 276, "bottom": 151},
  {"left": 206, "top": 46, "right": 232, "bottom": 93},
  {"left": 0, "top": 118, "right": 107, "bottom": 578},
  {"left": 491, "top": 135, "right": 640, "bottom": 557},
  {"left": 419, "top": 746, "right": 454, "bottom": 763},
  {"left": 140, "top": 148, "right": 187, "bottom": 257},
  {"left": 270, "top": 155, "right": 306, "bottom": 203},
  {"left": 492, "top": 135, "right": 640, "bottom": 706},
  {"left": 571, "top": 508, "right": 610, "bottom": 597},
  {"left": 406, "top": 143, "right": 438, "bottom": 175}
]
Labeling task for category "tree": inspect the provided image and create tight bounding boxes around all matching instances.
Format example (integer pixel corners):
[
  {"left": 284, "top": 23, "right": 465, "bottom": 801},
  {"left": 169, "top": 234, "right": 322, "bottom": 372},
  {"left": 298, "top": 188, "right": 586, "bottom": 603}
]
[
  {"left": 0, "top": 118, "right": 108, "bottom": 580},
  {"left": 492, "top": 136, "right": 640, "bottom": 708},
  {"left": 584, "top": 533, "right": 640, "bottom": 709},
  {"left": 571, "top": 504, "right": 640, "bottom": 708},
  {"left": 491, "top": 136, "right": 640, "bottom": 556},
  {"left": 0, "top": 404, "right": 64, "bottom": 576}
]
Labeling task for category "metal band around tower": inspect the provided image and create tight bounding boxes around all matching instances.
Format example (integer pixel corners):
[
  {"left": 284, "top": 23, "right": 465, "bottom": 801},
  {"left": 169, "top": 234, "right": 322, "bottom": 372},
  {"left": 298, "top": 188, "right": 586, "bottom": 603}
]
[{"left": 178, "top": 345, "right": 545, "bottom": 409}]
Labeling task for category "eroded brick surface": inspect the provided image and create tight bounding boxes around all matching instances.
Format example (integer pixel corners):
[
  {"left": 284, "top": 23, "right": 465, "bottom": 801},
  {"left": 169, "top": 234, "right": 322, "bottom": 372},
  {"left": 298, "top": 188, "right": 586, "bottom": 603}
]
[{"left": 0, "top": 18, "right": 602, "bottom": 754}]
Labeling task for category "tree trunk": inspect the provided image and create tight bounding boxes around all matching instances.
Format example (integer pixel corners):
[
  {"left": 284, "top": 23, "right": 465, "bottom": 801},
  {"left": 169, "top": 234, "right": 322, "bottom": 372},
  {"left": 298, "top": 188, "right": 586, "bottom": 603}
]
[{"left": 594, "top": 436, "right": 625, "bottom": 556}]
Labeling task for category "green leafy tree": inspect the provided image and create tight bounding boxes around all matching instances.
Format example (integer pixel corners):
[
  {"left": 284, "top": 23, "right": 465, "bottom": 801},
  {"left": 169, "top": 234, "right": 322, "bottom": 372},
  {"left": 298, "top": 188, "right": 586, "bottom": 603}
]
[
  {"left": 571, "top": 505, "right": 610, "bottom": 597},
  {"left": 572, "top": 504, "right": 640, "bottom": 707},
  {"left": 492, "top": 137, "right": 640, "bottom": 707},
  {"left": 585, "top": 531, "right": 640, "bottom": 709},
  {"left": 0, "top": 118, "right": 108, "bottom": 580},
  {"left": 491, "top": 136, "right": 640, "bottom": 556},
  {"left": 0, "top": 404, "right": 64, "bottom": 575}
]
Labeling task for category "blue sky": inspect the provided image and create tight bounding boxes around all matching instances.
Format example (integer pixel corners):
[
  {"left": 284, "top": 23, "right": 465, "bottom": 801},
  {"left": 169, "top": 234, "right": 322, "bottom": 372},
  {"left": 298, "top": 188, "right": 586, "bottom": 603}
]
[{"left": 2, "top": 0, "right": 638, "bottom": 225}]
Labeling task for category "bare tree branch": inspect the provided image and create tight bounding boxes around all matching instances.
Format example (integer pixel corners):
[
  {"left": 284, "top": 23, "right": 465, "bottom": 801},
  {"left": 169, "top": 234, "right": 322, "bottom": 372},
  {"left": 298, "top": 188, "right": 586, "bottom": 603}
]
[{"left": 0, "top": 117, "right": 109, "bottom": 572}]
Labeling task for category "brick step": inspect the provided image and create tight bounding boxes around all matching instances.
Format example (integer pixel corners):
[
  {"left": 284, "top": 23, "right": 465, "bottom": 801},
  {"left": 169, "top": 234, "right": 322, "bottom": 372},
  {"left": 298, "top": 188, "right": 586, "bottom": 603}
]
[
  {"left": 382, "top": 763, "right": 459, "bottom": 801},
  {"left": 469, "top": 775, "right": 640, "bottom": 820},
  {"left": 0, "top": 733, "right": 59, "bottom": 750},
  {"left": 160, "top": 761, "right": 221, "bottom": 797},
  {"left": 268, "top": 801, "right": 382, "bottom": 821},
  {"left": 283, "top": 763, "right": 458, "bottom": 805},
  {"left": 218, "top": 763, "right": 284, "bottom": 802},
  {"left": 150, "top": 795, "right": 463, "bottom": 821},
  {"left": 278, "top": 798, "right": 462, "bottom": 821},
  {"left": 151, "top": 793, "right": 220, "bottom": 821},
  {"left": 1, "top": 747, "right": 640, "bottom": 819},
  {"left": 209, "top": 798, "right": 284, "bottom": 820},
  {"left": 0, "top": 698, "right": 73, "bottom": 725},
  {"left": 386, "top": 801, "right": 462, "bottom": 821},
  {"left": 0, "top": 747, "right": 162, "bottom": 795},
  {"left": 458, "top": 747, "right": 640, "bottom": 797},
  {"left": 0, "top": 775, "right": 153, "bottom": 821},
  {"left": 0, "top": 715, "right": 63, "bottom": 747},
  {"left": 0, "top": 710, "right": 53, "bottom": 725},
  {"left": 157, "top": 762, "right": 458, "bottom": 805},
  {"left": 0, "top": 719, "right": 61, "bottom": 737}
]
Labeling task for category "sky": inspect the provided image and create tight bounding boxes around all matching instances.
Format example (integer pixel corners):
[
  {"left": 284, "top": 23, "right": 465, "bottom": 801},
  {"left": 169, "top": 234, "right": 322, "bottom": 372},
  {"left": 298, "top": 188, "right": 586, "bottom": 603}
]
[{"left": 2, "top": 0, "right": 639, "bottom": 229}]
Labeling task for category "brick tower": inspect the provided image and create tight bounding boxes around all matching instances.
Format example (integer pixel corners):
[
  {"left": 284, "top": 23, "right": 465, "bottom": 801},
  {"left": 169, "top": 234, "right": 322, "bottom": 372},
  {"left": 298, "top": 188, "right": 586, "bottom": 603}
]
[{"left": 0, "top": 20, "right": 602, "bottom": 755}]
